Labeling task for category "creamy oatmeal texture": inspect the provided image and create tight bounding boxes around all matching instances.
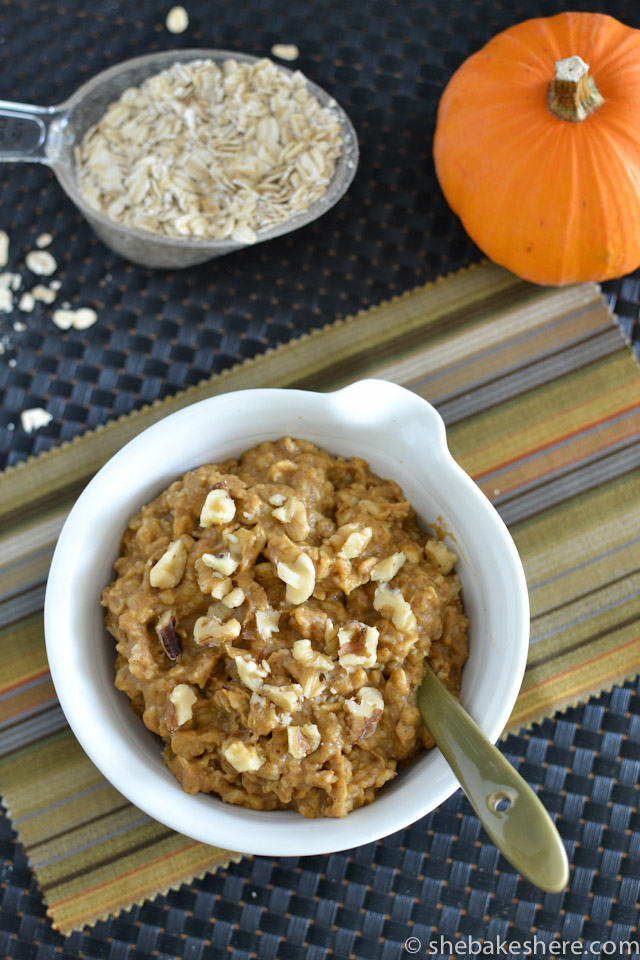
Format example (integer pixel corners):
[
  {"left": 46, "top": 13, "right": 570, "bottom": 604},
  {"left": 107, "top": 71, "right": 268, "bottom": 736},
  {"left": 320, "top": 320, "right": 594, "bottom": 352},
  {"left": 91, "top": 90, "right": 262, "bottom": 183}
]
[{"left": 102, "top": 438, "right": 468, "bottom": 818}]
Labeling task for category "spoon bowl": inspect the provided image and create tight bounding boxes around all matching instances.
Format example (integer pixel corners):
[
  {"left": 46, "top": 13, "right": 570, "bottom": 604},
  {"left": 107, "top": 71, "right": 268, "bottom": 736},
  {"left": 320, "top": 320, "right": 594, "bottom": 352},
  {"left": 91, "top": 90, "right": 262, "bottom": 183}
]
[{"left": 418, "top": 662, "right": 569, "bottom": 892}]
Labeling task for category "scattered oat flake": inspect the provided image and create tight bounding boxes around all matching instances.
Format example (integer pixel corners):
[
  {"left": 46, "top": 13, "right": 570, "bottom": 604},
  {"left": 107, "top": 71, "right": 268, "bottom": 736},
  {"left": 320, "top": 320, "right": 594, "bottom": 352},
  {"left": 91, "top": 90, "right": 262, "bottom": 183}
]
[
  {"left": 32, "top": 284, "right": 57, "bottom": 304},
  {"left": 0, "top": 272, "right": 22, "bottom": 312},
  {"left": 13, "top": 320, "right": 26, "bottom": 332},
  {"left": 52, "top": 307, "right": 98, "bottom": 330},
  {"left": 71, "top": 307, "right": 98, "bottom": 329},
  {"left": 166, "top": 5, "right": 188, "bottom": 32},
  {"left": 35, "top": 233, "right": 53, "bottom": 248},
  {"left": 50, "top": 279, "right": 62, "bottom": 291},
  {"left": 0, "top": 288, "right": 12, "bottom": 313},
  {"left": 271, "top": 44, "right": 300, "bottom": 61},
  {"left": 26, "top": 250, "right": 57, "bottom": 276},
  {"left": 19, "top": 292, "right": 35, "bottom": 312},
  {"left": 21, "top": 407, "right": 53, "bottom": 433},
  {"left": 0, "top": 230, "right": 8, "bottom": 268}
]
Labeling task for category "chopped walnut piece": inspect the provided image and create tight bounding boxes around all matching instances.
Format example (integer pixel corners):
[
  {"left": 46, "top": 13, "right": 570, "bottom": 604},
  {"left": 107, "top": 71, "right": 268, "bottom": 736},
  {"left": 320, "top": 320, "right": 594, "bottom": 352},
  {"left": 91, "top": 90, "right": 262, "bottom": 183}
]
[
  {"left": 193, "top": 615, "right": 241, "bottom": 645},
  {"left": 156, "top": 611, "right": 181, "bottom": 659},
  {"left": 337, "top": 621, "right": 379, "bottom": 668},
  {"left": 235, "top": 656, "right": 270, "bottom": 692},
  {"left": 292, "top": 639, "right": 335, "bottom": 671},
  {"left": 271, "top": 496, "right": 310, "bottom": 541},
  {"left": 223, "top": 739, "right": 264, "bottom": 773},
  {"left": 267, "top": 459, "right": 298, "bottom": 482},
  {"left": 401, "top": 543, "right": 421, "bottom": 564},
  {"left": 168, "top": 683, "right": 197, "bottom": 725},
  {"left": 287, "top": 723, "right": 321, "bottom": 759},
  {"left": 370, "top": 552, "right": 406, "bottom": 583},
  {"left": 149, "top": 540, "right": 188, "bottom": 589},
  {"left": 210, "top": 576, "right": 232, "bottom": 600},
  {"left": 255, "top": 609, "right": 280, "bottom": 640},
  {"left": 201, "top": 551, "right": 239, "bottom": 576},
  {"left": 222, "top": 587, "right": 245, "bottom": 608},
  {"left": 373, "top": 583, "right": 417, "bottom": 634},
  {"left": 424, "top": 538, "right": 458, "bottom": 575},
  {"left": 262, "top": 683, "right": 304, "bottom": 712},
  {"left": 200, "top": 488, "right": 236, "bottom": 526},
  {"left": 336, "top": 525, "right": 373, "bottom": 560},
  {"left": 276, "top": 552, "right": 315, "bottom": 604},
  {"left": 344, "top": 686, "right": 384, "bottom": 719}
]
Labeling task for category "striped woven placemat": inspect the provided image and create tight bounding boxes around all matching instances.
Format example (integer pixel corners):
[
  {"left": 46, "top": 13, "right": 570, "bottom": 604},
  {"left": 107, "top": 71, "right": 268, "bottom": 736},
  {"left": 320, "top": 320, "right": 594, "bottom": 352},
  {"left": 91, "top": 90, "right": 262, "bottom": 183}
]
[{"left": 1, "top": 261, "right": 639, "bottom": 933}]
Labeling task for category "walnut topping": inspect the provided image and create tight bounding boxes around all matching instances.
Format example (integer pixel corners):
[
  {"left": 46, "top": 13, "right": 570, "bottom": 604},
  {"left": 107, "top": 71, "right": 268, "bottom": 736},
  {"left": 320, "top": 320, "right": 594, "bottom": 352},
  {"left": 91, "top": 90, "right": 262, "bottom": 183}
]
[
  {"left": 300, "top": 673, "right": 326, "bottom": 699},
  {"left": 268, "top": 493, "right": 286, "bottom": 506},
  {"left": 156, "top": 611, "right": 181, "bottom": 659},
  {"left": 370, "top": 552, "right": 406, "bottom": 583},
  {"left": 287, "top": 723, "right": 321, "bottom": 759},
  {"left": 200, "top": 488, "right": 236, "bottom": 526},
  {"left": 262, "top": 682, "right": 304, "bottom": 712},
  {"left": 336, "top": 525, "right": 373, "bottom": 560},
  {"left": 271, "top": 496, "right": 310, "bottom": 541},
  {"left": 267, "top": 459, "right": 297, "bottom": 482},
  {"left": 373, "top": 584, "right": 417, "bottom": 634},
  {"left": 201, "top": 551, "right": 239, "bottom": 576},
  {"left": 235, "top": 656, "right": 270, "bottom": 692},
  {"left": 210, "top": 576, "right": 233, "bottom": 600},
  {"left": 222, "top": 739, "right": 265, "bottom": 773},
  {"left": 255, "top": 609, "right": 280, "bottom": 640},
  {"left": 276, "top": 552, "right": 315, "bottom": 604},
  {"left": 402, "top": 543, "right": 422, "bottom": 564},
  {"left": 193, "top": 615, "right": 241, "bottom": 645},
  {"left": 168, "top": 683, "right": 197, "bottom": 725},
  {"left": 424, "top": 538, "right": 458, "bottom": 575},
  {"left": 337, "top": 621, "right": 379, "bottom": 668},
  {"left": 149, "top": 539, "right": 188, "bottom": 589},
  {"left": 222, "top": 587, "right": 245, "bottom": 608},
  {"left": 292, "top": 639, "right": 335, "bottom": 671},
  {"left": 344, "top": 686, "right": 384, "bottom": 719}
]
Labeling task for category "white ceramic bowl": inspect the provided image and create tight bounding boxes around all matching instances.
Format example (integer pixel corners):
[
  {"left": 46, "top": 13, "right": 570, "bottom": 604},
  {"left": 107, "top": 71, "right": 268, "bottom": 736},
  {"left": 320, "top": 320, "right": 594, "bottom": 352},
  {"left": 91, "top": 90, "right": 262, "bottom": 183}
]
[{"left": 44, "top": 380, "right": 529, "bottom": 857}]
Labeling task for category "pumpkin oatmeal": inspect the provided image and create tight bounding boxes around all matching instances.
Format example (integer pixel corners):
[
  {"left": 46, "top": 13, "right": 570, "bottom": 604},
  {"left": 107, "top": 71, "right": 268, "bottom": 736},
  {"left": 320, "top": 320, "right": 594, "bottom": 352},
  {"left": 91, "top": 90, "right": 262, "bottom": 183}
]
[{"left": 102, "top": 437, "right": 468, "bottom": 818}]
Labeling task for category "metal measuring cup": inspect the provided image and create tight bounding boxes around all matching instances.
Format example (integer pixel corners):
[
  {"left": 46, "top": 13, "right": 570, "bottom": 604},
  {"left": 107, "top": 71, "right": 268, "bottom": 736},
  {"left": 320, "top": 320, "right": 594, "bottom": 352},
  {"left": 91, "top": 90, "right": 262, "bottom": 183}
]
[{"left": 0, "top": 50, "right": 359, "bottom": 269}]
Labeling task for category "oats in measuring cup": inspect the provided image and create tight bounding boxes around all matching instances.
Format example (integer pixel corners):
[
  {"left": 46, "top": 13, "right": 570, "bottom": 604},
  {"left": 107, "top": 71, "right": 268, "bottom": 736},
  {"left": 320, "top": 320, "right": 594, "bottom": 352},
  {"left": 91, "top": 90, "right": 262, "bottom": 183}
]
[{"left": 75, "top": 58, "right": 344, "bottom": 243}]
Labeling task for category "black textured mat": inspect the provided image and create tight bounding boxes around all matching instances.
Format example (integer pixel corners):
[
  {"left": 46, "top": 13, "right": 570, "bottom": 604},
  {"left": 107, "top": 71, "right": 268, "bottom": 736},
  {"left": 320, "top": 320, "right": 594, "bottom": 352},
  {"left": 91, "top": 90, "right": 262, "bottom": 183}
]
[
  {"left": 1, "top": 0, "right": 640, "bottom": 954},
  {"left": 2, "top": 676, "right": 640, "bottom": 956},
  {"left": 2, "top": 0, "right": 639, "bottom": 470}
]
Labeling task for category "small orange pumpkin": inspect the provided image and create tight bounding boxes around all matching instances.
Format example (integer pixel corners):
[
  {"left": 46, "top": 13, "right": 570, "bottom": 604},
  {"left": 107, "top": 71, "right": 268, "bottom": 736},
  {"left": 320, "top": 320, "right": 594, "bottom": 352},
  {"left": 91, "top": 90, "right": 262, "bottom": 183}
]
[{"left": 433, "top": 12, "right": 640, "bottom": 285}]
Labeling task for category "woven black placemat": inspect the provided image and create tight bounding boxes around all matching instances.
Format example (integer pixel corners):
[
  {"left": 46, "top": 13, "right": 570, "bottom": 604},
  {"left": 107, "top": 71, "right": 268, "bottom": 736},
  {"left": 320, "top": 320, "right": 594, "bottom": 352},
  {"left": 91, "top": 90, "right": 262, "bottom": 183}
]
[
  {"left": 1, "top": 0, "right": 640, "bottom": 955},
  {"left": 2, "top": 675, "right": 640, "bottom": 957},
  {"left": 2, "top": 0, "right": 639, "bottom": 470}
]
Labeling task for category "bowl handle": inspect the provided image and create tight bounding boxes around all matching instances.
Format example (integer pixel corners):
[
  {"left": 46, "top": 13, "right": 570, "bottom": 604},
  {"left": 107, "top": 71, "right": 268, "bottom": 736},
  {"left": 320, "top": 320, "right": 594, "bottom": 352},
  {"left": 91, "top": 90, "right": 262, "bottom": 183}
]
[{"left": 0, "top": 99, "right": 68, "bottom": 164}]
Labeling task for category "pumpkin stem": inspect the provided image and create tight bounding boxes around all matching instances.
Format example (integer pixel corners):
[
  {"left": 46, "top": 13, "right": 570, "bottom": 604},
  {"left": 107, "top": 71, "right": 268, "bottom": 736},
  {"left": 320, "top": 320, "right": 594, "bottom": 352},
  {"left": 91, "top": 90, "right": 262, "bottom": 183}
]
[{"left": 548, "top": 56, "right": 604, "bottom": 122}]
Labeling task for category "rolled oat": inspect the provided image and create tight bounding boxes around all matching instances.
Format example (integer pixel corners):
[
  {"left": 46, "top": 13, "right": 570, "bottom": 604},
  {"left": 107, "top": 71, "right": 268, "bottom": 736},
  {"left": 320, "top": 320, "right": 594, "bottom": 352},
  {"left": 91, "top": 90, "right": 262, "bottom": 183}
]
[{"left": 76, "top": 58, "right": 344, "bottom": 242}]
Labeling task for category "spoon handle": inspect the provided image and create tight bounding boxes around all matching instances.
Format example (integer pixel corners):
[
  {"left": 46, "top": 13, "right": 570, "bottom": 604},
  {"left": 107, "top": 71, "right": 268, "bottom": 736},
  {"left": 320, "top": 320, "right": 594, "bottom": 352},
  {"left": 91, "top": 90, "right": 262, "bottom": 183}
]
[
  {"left": 0, "top": 100, "right": 67, "bottom": 164},
  {"left": 417, "top": 664, "right": 569, "bottom": 892}
]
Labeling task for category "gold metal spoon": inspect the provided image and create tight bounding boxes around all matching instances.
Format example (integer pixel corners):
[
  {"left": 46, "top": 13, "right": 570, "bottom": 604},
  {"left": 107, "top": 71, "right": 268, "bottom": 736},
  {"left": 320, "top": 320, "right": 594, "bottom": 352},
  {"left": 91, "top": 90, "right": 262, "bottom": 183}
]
[{"left": 417, "top": 663, "right": 569, "bottom": 892}]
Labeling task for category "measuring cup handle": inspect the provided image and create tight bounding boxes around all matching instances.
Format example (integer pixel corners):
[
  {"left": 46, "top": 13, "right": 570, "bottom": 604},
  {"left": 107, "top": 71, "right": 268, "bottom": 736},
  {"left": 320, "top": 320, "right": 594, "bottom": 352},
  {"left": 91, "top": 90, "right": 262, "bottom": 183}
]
[{"left": 0, "top": 100, "right": 67, "bottom": 163}]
